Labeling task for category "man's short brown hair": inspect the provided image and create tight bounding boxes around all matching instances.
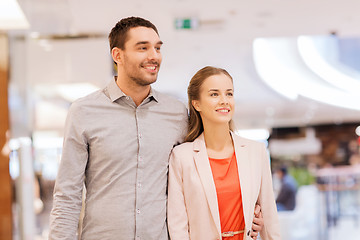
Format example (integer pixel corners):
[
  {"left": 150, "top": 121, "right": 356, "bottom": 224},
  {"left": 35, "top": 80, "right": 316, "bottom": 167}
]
[{"left": 108, "top": 16, "right": 159, "bottom": 51}]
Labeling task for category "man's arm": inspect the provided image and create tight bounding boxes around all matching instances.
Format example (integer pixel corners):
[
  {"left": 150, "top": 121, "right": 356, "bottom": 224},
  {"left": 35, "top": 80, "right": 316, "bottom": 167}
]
[{"left": 49, "top": 103, "right": 88, "bottom": 240}]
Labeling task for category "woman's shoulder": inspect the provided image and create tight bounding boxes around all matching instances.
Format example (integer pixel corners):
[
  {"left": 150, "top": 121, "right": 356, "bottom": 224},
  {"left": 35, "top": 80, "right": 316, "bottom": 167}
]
[
  {"left": 172, "top": 141, "right": 194, "bottom": 154},
  {"left": 170, "top": 142, "right": 195, "bottom": 167},
  {"left": 233, "top": 132, "right": 266, "bottom": 148}
]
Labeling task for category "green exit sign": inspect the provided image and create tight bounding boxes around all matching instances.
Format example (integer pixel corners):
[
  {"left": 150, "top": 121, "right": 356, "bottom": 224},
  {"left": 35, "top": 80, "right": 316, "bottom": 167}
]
[{"left": 175, "top": 18, "right": 199, "bottom": 29}]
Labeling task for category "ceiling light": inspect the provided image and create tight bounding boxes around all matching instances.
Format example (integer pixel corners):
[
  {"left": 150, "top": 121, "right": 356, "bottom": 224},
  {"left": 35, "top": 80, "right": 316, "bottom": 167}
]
[
  {"left": 0, "top": 0, "right": 29, "bottom": 30},
  {"left": 253, "top": 37, "right": 360, "bottom": 111},
  {"left": 253, "top": 38, "right": 298, "bottom": 100},
  {"left": 298, "top": 36, "right": 360, "bottom": 94}
]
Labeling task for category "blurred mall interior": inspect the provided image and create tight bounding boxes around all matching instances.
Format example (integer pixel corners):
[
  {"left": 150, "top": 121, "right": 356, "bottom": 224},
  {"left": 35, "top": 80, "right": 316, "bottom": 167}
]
[{"left": 1, "top": 0, "right": 360, "bottom": 239}]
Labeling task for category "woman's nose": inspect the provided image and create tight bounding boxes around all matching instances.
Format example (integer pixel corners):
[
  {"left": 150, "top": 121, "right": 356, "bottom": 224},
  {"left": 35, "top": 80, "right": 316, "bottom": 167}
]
[{"left": 220, "top": 95, "right": 229, "bottom": 105}]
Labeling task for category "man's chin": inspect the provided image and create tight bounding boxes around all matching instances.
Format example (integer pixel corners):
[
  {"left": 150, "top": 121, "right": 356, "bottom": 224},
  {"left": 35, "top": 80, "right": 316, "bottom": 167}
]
[
  {"left": 145, "top": 74, "right": 158, "bottom": 84},
  {"left": 132, "top": 77, "right": 157, "bottom": 86},
  {"left": 143, "top": 76, "right": 157, "bottom": 85}
]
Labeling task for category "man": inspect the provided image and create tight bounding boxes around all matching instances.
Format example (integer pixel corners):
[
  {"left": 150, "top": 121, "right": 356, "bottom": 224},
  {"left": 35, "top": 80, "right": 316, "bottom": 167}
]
[
  {"left": 49, "top": 17, "right": 263, "bottom": 240},
  {"left": 276, "top": 166, "right": 297, "bottom": 211}
]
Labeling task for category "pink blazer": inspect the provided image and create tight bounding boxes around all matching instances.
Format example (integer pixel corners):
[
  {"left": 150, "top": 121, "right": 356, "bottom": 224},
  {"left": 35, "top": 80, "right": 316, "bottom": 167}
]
[{"left": 167, "top": 132, "right": 281, "bottom": 240}]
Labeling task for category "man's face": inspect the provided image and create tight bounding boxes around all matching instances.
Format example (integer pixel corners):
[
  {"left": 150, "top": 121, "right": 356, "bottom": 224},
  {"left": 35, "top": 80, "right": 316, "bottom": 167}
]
[{"left": 120, "top": 27, "right": 163, "bottom": 86}]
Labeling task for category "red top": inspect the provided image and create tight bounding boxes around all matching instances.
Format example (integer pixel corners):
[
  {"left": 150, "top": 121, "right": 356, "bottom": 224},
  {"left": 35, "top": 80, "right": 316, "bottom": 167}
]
[{"left": 209, "top": 152, "right": 245, "bottom": 240}]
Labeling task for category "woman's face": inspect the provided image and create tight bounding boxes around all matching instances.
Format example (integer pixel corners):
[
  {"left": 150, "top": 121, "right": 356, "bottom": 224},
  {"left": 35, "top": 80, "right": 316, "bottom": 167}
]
[{"left": 192, "top": 73, "right": 234, "bottom": 126}]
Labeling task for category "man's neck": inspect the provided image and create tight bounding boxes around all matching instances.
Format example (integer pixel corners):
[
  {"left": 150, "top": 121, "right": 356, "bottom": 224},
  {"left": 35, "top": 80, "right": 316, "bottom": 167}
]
[{"left": 115, "top": 76, "right": 151, "bottom": 106}]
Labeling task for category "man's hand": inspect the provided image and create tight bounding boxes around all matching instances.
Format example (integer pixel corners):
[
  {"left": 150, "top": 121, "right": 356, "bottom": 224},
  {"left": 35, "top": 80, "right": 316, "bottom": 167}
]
[{"left": 251, "top": 204, "right": 264, "bottom": 239}]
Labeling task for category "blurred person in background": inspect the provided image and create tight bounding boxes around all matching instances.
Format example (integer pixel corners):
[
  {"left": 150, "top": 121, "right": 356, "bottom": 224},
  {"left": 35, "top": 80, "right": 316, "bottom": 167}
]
[{"left": 275, "top": 166, "right": 297, "bottom": 211}]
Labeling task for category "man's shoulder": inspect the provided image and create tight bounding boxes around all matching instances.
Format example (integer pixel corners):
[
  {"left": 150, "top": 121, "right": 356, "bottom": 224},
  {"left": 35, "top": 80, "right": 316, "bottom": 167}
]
[
  {"left": 75, "top": 88, "right": 104, "bottom": 104},
  {"left": 152, "top": 90, "right": 188, "bottom": 122},
  {"left": 68, "top": 88, "right": 105, "bottom": 114},
  {"left": 153, "top": 90, "right": 186, "bottom": 108},
  {"left": 74, "top": 85, "right": 109, "bottom": 104}
]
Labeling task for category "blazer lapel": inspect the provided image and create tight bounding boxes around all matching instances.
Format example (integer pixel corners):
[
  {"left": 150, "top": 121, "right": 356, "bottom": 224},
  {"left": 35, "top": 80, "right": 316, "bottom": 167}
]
[
  {"left": 232, "top": 132, "right": 252, "bottom": 230},
  {"left": 193, "top": 134, "right": 222, "bottom": 236}
]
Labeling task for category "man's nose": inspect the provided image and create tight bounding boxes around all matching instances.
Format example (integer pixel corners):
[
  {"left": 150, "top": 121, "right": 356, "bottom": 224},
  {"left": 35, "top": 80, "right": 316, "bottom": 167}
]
[{"left": 147, "top": 48, "right": 161, "bottom": 61}]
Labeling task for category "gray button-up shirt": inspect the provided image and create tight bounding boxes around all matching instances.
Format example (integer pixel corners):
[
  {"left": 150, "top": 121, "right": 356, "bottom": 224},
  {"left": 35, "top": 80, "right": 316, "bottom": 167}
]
[{"left": 49, "top": 79, "right": 188, "bottom": 240}]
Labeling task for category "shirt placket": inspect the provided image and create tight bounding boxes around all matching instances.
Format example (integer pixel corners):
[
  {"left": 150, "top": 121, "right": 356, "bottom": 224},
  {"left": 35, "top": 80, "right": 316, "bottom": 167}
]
[{"left": 135, "top": 107, "right": 143, "bottom": 240}]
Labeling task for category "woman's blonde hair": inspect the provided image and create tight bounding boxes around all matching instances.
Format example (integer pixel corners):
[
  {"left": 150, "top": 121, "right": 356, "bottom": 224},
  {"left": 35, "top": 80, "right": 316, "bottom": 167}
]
[{"left": 185, "top": 66, "right": 234, "bottom": 142}]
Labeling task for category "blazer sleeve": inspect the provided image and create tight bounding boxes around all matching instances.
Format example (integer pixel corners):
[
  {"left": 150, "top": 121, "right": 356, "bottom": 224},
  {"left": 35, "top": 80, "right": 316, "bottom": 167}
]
[
  {"left": 167, "top": 148, "right": 190, "bottom": 240},
  {"left": 258, "top": 144, "right": 282, "bottom": 240}
]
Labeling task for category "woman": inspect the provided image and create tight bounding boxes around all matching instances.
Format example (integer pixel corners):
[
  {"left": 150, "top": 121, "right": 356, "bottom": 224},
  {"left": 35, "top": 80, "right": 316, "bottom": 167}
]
[{"left": 167, "top": 66, "right": 281, "bottom": 240}]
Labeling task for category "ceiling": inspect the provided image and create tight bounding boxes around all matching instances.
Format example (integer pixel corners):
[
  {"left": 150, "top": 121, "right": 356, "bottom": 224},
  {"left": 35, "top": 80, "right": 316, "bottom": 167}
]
[{"left": 8, "top": 0, "right": 360, "bottom": 135}]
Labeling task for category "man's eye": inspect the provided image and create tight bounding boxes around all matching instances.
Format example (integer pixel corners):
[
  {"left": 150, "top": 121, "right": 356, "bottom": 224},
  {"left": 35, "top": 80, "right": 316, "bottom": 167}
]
[
  {"left": 156, "top": 47, "right": 161, "bottom": 51},
  {"left": 227, "top": 92, "right": 233, "bottom": 96}
]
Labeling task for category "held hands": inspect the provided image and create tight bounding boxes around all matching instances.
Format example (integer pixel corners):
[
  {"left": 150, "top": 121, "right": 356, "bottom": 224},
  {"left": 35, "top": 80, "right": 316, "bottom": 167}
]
[{"left": 251, "top": 204, "right": 264, "bottom": 239}]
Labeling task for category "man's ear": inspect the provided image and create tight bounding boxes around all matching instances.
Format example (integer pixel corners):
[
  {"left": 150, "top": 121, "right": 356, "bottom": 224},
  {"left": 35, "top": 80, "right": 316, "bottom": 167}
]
[
  {"left": 111, "top": 47, "right": 122, "bottom": 65},
  {"left": 192, "top": 100, "right": 201, "bottom": 112}
]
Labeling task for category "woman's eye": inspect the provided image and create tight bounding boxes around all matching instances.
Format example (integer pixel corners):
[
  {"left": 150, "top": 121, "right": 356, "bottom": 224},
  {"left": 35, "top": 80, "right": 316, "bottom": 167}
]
[
  {"left": 227, "top": 92, "right": 233, "bottom": 96},
  {"left": 210, "top": 93, "right": 218, "bottom": 97}
]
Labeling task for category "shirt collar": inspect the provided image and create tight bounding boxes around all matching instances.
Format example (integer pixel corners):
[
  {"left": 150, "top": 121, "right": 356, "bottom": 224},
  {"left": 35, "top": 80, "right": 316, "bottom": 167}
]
[
  {"left": 107, "top": 77, "right": 158, "bottom": 103},
  {"left": 148, "top": 88, "right": 158, "bottom": 103}
]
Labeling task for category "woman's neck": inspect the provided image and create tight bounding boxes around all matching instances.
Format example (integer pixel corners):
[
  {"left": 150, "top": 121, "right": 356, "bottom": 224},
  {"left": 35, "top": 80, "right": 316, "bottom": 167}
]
[{"left": 203, "top": 123, "right": 234, "bottom": 159}]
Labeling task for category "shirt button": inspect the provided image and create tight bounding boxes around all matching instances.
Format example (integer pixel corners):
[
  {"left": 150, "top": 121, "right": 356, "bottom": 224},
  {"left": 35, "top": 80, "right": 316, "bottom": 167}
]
[
  {"left": 139, "top": 133, "right": 142, "bottom": 139},
  {"left": 139, "top": 156, "right": 143, "bottom": 162},
  {"left": 137, "top": 209, "right": 140, "bottom": 214},
  {"left": 137, "top": 183, "right": 141, "bottom": 187}
]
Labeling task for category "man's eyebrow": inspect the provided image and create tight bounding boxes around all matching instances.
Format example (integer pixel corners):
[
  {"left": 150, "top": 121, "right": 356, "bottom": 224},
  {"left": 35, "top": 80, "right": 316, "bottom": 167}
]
[
  {"left": 135, "top": 41, "right": 149, "bottom": 46},
  {"left": 135, "top": 41, "right": 163, "bottom": 46}
]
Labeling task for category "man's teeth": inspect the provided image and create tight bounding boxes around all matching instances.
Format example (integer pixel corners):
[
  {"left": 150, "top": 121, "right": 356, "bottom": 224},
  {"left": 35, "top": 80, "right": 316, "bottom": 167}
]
[
  {"left": 145, "top": 66, "right": 156, "bottom": 70},
  {"left": 217, "top": 109, "right": 229, "bottom": 112}
]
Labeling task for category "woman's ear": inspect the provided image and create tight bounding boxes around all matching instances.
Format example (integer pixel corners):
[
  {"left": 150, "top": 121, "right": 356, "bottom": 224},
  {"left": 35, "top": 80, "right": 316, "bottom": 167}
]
[
  {"left": 192, "top": 100, "right": 201, "bottom": 112},
  {"left": 111, "top": 47, "right": 122, "bottom": 65}
]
